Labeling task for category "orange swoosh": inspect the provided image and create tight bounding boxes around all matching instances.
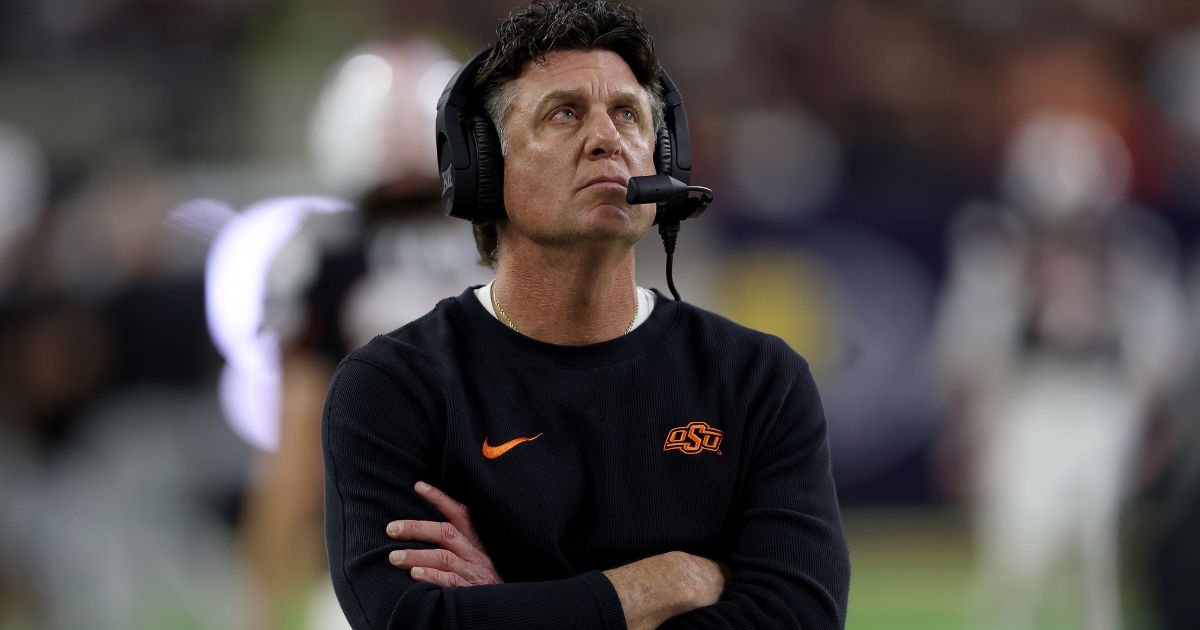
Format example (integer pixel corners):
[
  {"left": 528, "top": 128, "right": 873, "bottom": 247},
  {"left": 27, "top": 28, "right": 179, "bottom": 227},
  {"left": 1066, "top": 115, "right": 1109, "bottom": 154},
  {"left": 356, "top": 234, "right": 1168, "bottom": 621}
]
[{"left": 482, "top": 433, "right": 543, "bottom": 459}]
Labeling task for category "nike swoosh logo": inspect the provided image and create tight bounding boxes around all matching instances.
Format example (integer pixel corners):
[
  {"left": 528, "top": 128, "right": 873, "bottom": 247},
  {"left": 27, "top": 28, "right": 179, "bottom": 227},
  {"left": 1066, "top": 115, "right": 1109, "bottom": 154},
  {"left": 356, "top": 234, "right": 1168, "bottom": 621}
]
[{"left": 482, "top": 433, "right": 543, "bottom": 459}]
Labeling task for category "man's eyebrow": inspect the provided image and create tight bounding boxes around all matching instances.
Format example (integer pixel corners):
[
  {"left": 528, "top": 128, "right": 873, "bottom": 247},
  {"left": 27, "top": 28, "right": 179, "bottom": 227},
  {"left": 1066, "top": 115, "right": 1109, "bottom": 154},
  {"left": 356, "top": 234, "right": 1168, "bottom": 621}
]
[
  {"left": 607, "top": 89, "right": 648, "bottom": 109},
  {"left": 534, "top": 88, "right": 583, "bottom": 110},
  {"left": 533, "top": 87, "right": 647, "bottom": 112}
]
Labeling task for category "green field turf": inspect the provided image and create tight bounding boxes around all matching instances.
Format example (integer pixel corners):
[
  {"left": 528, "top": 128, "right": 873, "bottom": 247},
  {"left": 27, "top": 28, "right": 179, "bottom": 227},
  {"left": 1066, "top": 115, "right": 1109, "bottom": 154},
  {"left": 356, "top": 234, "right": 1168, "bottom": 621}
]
[{"left": 843, "top": 506, "right": 1159, "bottom": 630}]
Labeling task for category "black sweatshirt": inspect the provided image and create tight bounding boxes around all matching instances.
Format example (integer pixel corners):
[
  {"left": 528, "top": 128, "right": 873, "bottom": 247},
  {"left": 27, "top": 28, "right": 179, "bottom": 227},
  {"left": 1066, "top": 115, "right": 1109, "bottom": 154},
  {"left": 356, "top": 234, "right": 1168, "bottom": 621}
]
[{"left": 323, "top": 287, "right": 850, "bottom": 629}]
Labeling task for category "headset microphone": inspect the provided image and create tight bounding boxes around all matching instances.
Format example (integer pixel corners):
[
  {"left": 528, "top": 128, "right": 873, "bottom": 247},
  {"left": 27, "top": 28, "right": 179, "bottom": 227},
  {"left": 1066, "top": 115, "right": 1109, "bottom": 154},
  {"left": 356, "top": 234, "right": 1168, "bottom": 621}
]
[
  {"left": 627, "top": 174, "right": 687, "bottom": 204},
  {"left": 626, "top": 175, "right": 714, "bottom": 301}
]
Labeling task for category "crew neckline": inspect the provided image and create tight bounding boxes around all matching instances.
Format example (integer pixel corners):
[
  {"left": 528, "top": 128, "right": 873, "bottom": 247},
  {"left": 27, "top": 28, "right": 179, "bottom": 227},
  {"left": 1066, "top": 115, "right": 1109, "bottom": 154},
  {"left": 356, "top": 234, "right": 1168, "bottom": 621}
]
[
  {"left": 474, "top": 280, "right": 656, "bottom": 331},
  {"left": 452, "top": 285, "right": 679, "bottom": 367}
]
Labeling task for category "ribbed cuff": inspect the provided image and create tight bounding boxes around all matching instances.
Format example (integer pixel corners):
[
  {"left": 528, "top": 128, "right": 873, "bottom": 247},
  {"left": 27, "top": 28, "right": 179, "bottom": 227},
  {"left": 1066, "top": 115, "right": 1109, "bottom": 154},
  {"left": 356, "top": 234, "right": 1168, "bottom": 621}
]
[{"left": 436, "top": 570, "right": 627, "bottom": 630}]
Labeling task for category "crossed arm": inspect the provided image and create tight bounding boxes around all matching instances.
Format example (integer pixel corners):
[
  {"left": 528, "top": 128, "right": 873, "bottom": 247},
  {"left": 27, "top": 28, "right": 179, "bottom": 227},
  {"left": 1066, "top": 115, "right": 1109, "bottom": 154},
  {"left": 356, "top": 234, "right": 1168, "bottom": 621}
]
[
  {"left": 389, "top": 480, "right": 726, "bottom": 630},
  {"left": 324, "top": 357, "right": 849, "bottom": 629}
]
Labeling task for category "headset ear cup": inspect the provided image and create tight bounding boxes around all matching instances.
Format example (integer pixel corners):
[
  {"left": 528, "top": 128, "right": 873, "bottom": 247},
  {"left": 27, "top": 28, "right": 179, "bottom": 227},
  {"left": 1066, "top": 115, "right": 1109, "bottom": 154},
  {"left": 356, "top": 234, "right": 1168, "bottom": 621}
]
[
  {"left": 472, "top": 116, "right": 504, "bottom": 220},
  {"left": 655, "top": 126, "right": 673, "bottom": 176}
]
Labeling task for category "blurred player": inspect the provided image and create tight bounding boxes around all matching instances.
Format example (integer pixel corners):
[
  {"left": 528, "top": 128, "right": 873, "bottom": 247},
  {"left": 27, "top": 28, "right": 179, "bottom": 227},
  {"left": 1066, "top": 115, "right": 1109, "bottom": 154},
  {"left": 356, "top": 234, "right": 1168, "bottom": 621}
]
[
  {"left": 237, "top": 39, "right": 489, "bottom": 629},
  {"left": 933, "top": 110, "right": 1187, "bottom": 630}
]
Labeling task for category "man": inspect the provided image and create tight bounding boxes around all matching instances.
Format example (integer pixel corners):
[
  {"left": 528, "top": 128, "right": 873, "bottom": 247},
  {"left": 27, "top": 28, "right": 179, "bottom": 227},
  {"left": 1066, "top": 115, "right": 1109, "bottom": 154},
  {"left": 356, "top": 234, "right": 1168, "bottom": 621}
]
[{"left": 322, "top": 2, "right": 850, "bottom": 628}]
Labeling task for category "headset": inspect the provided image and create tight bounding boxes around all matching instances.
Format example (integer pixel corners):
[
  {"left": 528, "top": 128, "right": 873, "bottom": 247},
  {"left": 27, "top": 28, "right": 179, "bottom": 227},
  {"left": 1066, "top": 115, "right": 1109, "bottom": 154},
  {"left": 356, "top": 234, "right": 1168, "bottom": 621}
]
[{"left": 435, "top": 46, "right": 711, "bottom": 299}]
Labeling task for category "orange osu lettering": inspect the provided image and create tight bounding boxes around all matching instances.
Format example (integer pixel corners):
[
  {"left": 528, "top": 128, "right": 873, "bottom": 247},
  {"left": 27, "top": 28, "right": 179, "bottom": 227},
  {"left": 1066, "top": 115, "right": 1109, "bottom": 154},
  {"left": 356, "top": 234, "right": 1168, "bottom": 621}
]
[{"left": 663, "top": 421, "right": 723, "bottom": 455}]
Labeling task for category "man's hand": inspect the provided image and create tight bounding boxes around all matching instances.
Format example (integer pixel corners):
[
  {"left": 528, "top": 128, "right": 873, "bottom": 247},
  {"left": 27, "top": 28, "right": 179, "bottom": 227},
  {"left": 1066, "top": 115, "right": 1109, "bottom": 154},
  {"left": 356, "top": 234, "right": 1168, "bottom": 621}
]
[
  {"left": 603, "top": 551, "right": 729, "bottom": 630},
  {"left": 386, "top": 481, "right": 503, "bottom": 588},
  {"left": 386, "top": 481, "right": 728, "bottom": 628}
]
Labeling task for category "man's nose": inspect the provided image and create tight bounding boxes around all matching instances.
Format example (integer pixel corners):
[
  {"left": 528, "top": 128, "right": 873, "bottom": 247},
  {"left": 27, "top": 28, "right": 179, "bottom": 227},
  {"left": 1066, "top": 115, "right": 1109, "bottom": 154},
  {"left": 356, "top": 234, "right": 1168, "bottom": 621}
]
[{"left": 582, "top": 114, "right": 621, "bottom": 159}]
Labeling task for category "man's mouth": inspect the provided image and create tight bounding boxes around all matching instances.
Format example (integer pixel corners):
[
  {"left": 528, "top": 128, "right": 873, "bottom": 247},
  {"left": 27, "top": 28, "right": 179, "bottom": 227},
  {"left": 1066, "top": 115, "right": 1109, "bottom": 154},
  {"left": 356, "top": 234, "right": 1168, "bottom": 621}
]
[{"left": 578, "top": 176, "right": 629, "bottom": 192}]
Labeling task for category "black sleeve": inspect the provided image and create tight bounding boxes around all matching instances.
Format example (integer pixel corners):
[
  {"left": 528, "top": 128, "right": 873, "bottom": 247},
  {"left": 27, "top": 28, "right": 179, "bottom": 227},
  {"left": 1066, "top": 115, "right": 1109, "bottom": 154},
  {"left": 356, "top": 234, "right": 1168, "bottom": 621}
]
[
  {"left": 661, "top": 361, "right": 851, "bottom": 629},
  {"left": 322, "top": 357, "right": 628, "bottom": 630}
]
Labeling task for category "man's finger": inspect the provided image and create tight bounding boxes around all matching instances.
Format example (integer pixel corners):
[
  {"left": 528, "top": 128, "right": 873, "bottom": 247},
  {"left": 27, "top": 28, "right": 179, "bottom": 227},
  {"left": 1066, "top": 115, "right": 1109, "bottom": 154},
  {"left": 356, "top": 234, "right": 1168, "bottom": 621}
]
[
  {"left": 410, "top": 566, "right": 469, "bottom": 589},
  {"left": 414, "top": 481, "right": 481, "bottom": 541},
  {"left": 389, "top": 548, "right": 472, "bottom": 576},
  {"left": 386, "top": 519, "right": 483, "bottom": 563}
]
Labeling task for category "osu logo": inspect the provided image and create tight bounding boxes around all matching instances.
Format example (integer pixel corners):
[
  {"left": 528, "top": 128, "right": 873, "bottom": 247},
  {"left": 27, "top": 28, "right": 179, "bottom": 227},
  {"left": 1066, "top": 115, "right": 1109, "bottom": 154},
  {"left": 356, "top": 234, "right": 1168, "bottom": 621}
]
[{"left": 663, "top": 421, "right": 723, "bottom": 455}]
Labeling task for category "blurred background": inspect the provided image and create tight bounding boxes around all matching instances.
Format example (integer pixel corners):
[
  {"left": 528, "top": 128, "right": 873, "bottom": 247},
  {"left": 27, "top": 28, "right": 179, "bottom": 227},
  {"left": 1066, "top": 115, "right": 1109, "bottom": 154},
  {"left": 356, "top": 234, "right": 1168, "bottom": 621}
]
[{"left": 2, "top": 0, "right": 1200, "bottom": 628}]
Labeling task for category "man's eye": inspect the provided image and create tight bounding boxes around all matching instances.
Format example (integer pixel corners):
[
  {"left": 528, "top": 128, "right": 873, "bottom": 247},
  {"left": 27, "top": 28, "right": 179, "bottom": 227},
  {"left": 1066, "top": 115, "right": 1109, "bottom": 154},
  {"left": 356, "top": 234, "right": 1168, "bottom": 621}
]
[
  {"left": 616, "top": 109, "right": 637, "bottom": 122},
  {"left": 551, "top": 108, "right": 576, "bottom": 121}
]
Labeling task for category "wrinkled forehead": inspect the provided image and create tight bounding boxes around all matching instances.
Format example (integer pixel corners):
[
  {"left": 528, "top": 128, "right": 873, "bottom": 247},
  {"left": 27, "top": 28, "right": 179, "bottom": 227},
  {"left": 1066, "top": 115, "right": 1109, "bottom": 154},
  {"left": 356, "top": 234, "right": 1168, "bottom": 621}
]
[{"left": 510, "top": 49, "right": 649, "bottom": 105}]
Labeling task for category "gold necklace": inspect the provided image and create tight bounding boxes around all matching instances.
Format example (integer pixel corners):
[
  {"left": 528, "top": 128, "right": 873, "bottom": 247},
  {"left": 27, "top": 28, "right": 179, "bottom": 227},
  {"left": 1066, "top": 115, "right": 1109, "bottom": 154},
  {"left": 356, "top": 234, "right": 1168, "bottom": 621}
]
[
  {"left": 490, "top": 282, "right": 520, "bottom": 332},
  {"left": 490, "top": 283, "right": 638, "bottom": 334}
]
